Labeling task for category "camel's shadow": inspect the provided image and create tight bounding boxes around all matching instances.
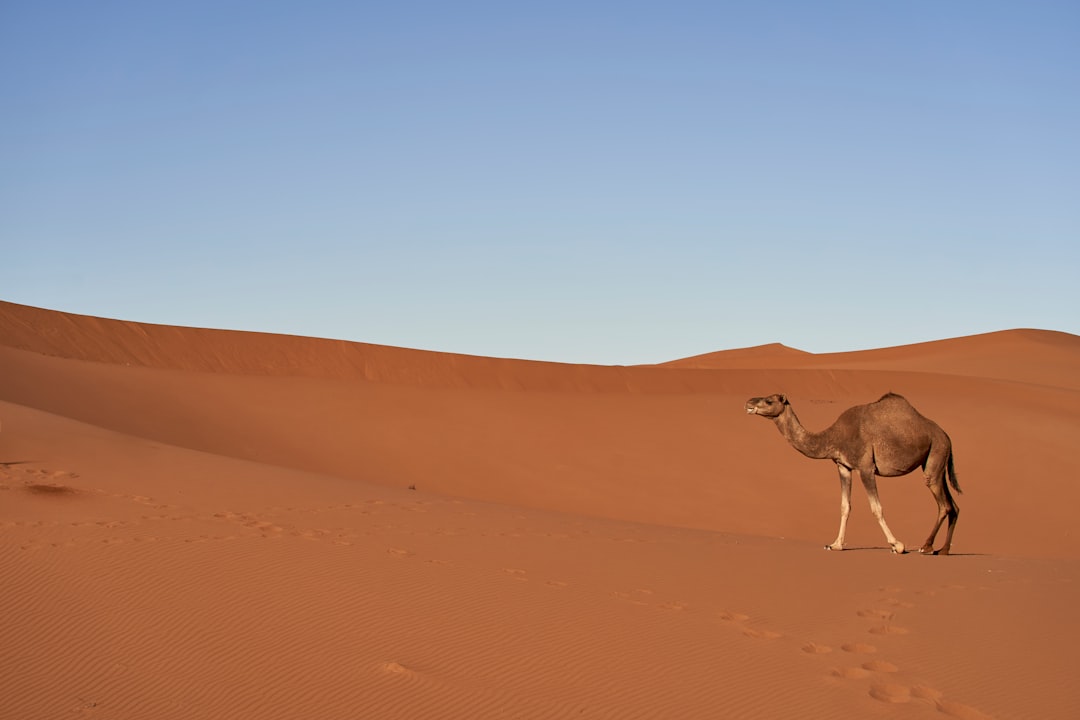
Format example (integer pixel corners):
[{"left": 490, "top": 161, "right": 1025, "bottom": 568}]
[{"left": 831, "top": 545, "right": 988, "bottom": 557}]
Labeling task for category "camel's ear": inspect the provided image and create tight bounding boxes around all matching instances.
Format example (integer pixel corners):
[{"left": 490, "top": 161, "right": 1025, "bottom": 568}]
[{"left": 778, "top": 394, "right": 788, "bottom": 405}]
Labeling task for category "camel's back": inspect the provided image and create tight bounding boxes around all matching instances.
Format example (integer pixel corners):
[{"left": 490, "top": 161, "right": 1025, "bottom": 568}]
[
  {"left": 860, "top": 392, "right": 948, "bottom": 450},
  {"left": 825, "top": 394, "right": 950, "bottom": 474}
]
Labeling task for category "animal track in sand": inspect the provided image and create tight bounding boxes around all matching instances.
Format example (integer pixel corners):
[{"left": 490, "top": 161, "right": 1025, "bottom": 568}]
[
  {"left": 869, "top": 682, "right": 911, "bottom": 703},
  {"left": 297, "top": 528, "right": 333, "bottom": 541},
  {"left": 379, "top": 661, "right": 415, "bottom": 677},
  {"left": 936, "top": 699, "right": 994, "bottom": 720},
  {"left": 862, "top": 683, "right": 992, "bottom": 718},
  {"left": 856, "top": 608, "right": 895, "bottom": 620},
  {"left": 17, "top": 467, "right": 80, "bottom": 481},
  {"left": 387, "top": 547, "right": 413, "bottom": 557},
  {"left": 24, "top": 482, "right": 79, "bottom": 496},
  {"left": 912, "top": 686, "right": 944, "bottom": 702},
  {"left": 862, "top": 659, "right": 899, "bottom": 673},
  {"left": 801, "top": 642, "right": 832, "bottom": 654},
  {"left": 882, "top": 598, "right": 915, "bottom": 609},
  {"left": 840, "top": 642, "right": 877, "bottom": 654},
  {"left": 614, "top": 590, "right": 651, "bottom": 606},
  {"left": 831, "top": 666, "right": 871, "bottom": 680},
  {"left": 743, "top": 628, "right": 783, "bottom": 640},
  {"left": 717, "top": 610, "right": 749, "bottom": 622},
  {"left": 869, "top": 624, "right": 910, "bottom": 636},
  {"left": 659, "top": 600, "right": 689, "bottom": 612},
  {"left": 424, "top": 558, "right": 453, "bottom": 566},
  {"left": 855, "top": 685, "right": 974, "bottom": 718},
  {"left": 1, "top": 467, "right": 90, "bottom": 501}
]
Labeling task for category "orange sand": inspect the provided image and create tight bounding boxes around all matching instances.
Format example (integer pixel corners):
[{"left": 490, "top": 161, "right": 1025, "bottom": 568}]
[{"left": 2, "top": 299, "right": 1078, "bottom": 719}]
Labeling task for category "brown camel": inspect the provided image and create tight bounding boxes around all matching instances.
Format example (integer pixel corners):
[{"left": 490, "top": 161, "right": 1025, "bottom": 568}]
[{"left": 745, "top": 393, "right": 961, "bottom": 555}]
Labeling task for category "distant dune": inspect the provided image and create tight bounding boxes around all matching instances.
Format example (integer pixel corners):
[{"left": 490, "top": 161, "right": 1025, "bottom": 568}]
[
  {"left": 663, "top": 329, "right": 1080, "bottom": 390},
  {"left": 2, "top": 299, "right": 1078, "bottom": 719}
]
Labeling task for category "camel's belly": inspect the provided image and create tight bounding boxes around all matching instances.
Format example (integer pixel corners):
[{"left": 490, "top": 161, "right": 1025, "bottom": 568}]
[{"left": 872, "top": 442, "right": 928, "bottom": 477}]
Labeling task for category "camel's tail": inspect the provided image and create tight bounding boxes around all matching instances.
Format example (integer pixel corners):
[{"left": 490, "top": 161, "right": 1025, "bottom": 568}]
[{"left": 947, "top": 452, "right": 962, "bottom": 495}]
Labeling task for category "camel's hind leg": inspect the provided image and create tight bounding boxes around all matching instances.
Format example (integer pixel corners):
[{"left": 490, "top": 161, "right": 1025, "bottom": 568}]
[
  {"left": 859, "top": 469, "right": 905, "bottom": 554},
  {"left": 827, "top": 465, "right": 853, "bottom": 551},
  {"left": 920, "top": 462, "right": 959, "bottom": 556}
]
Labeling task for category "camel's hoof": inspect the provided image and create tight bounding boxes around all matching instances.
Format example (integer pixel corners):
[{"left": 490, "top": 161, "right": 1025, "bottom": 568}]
[
  {"left": 825, "top": 544, "right": 843, "bottom": 551},
  {"left": 918, "top": 545, "right": 936, "bottom": 555},
  {"left": 891, "top": 544, "right": 906, "bottom": 555}
]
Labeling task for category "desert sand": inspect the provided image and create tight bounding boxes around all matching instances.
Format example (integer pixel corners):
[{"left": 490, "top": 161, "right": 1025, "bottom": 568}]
[{"left": 2, "top": 299, "right": 1078, "bottom": 719}]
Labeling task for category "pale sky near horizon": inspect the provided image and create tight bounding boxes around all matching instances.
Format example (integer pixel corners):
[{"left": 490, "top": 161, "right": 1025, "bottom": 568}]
[{"left": 2, "top": 2, "right": 1077, "bottom": 365}]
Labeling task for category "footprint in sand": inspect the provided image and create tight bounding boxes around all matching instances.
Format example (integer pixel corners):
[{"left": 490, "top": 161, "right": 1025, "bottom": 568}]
[
  {"left": 883, "top": 598, "right": 915, "bottom": 609},
  {"left": 912, "top": 686, "right": 943, "bottom": 703},
  {"left": 862, "top": 659, "right": 899, "bottom": 673},
  {"left": 840, "top": 642, "right": 877, "bottom": 654},
  {"left": 379, "top": 661, "right": 415, "bottom": 677},
  {"left": 659, "top": 600, "right": 689, "bottom": 612},
  {"left": 831, "top": 666, "right": 872, "bottom": 680},
  {"left": 801, "top": 642, "right": 832, "bottom": 654},
  {"left": 869, "top": 624, "right": 910, "bottom": 636},
  {"left": 503, "top": 568, "right": 527, "bottom": 579},
  {"left": 545, "top": 580, "right": 568, "bottom": 588},
  {"left": 869, "top": 682, "right": 991, "bottom": 718},
  {"left": 936, "top": 699, "right": 994, "bottom": 720},
  {"left": 614, "top": 590, "right": 651, "bottom": 606},
  {"left": 743, "top": 628, "right": 783, "bottom": 640},
  {"left": 247, "top": 519, "right": 283, "bottom": 532},
  {"left": 857, "top": 608, "right": 895, "bottom": 620},
  {"left": 387, "top": 547, "right": 413, "bottom": 557},
  {"left": 869, "top": 682, "right": 911, "bottom": 703},
  {"left": 24, "top": 481, "right": 79, "bottom": 496},
  {"left": 717, "top": 610, "right": 749, "bottom": 622}
]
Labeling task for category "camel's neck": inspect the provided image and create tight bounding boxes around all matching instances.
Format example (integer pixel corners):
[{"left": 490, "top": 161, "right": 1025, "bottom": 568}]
[{"left": 773, "top": 406, "right": 835, "bottom": 460}]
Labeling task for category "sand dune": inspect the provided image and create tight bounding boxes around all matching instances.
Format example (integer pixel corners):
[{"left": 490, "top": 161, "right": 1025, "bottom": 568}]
[
  {"left": 2, "top": 300, "right": 1078, "bottom": 719},
  {"left": 664, "top": 329, "right": 1080, "bottom": 390}
]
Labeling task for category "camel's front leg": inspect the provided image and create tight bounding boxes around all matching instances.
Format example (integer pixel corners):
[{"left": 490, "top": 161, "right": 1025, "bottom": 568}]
[
  {"left": 828, "top": 464, "right": 853, "bottom": 550},
  {"left": 860, "top": 470, "right": 905, "bottom": 554}
]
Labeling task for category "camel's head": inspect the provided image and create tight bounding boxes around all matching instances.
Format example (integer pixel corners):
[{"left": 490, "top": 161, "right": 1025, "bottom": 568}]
[{"left": 745, "top": 394, "right": 788, "bottom": 418}]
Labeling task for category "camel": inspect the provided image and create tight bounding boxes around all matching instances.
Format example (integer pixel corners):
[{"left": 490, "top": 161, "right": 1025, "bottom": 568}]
[{"left": 745, "top": 393, "right": 960, "bottom": 555}]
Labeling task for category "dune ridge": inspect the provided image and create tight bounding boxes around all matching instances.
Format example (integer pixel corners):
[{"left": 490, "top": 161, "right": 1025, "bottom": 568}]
[
  {"left": 5, "top": 300, "right": 1076, "bottom": 390},
  {"left": 2, "top": 300, "right": 1079, "bottom": 719},
  {"left": 663, "top": 328, "right": 1080, "bottom": 390}
]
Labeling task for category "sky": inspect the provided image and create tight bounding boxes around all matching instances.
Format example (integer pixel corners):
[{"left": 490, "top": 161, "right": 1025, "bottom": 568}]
[{"left": 2, "top": 1, "right": 1078, "bottom": 365}]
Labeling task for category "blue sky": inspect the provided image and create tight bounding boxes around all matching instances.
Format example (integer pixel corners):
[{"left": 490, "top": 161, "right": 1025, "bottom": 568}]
[{"left": 2, "top": 1, "right": 1077, "bottom": 364}]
